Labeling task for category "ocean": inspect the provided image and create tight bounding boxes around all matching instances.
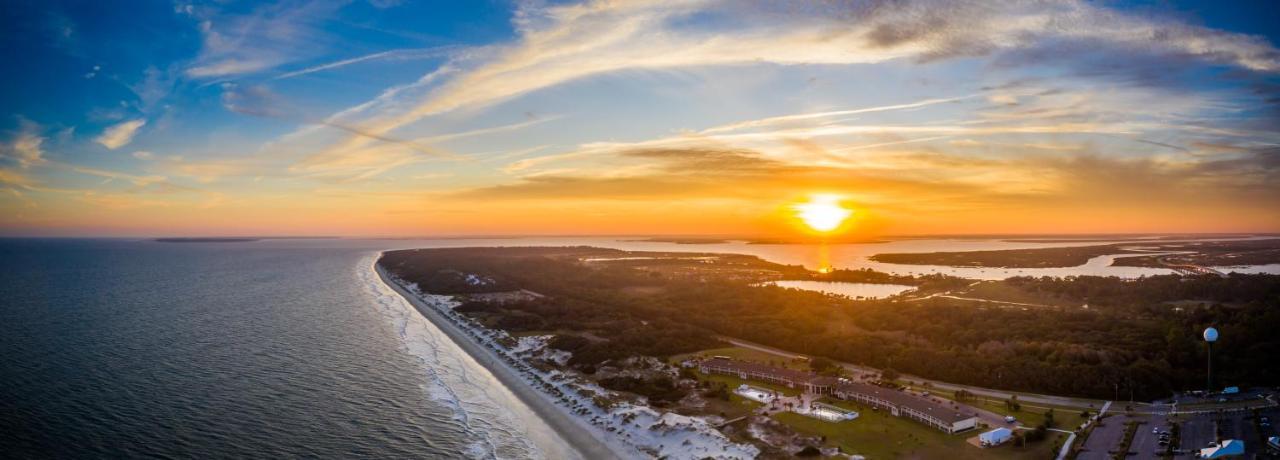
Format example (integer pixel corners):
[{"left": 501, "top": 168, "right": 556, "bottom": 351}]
[{"left": 0, "top": 238, "right": 574, "bottom": 459}]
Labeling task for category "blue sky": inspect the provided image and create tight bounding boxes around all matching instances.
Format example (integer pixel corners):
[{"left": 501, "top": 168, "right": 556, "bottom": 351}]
[
  {"left": 2, "top": 0, "right": 512, "bottom": 145},
  {"left": 1, "top": 0, "right": 1278, "bottom": 236}
]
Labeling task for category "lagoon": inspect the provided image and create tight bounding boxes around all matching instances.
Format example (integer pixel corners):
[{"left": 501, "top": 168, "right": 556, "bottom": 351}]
[{"left": 767, "top": 280, "right": 917, "bottom": 299}]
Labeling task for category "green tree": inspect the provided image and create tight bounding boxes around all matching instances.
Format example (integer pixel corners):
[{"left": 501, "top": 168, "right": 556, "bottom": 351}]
[
  {"left": 809, "top": 357, "right": 837, "bottom": 374},
  {"left": 881, "top": 368, "right": 901, "bottom": 381}
]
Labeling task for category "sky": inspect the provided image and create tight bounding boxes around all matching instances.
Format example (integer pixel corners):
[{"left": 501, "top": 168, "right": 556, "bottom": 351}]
[{"left": 1, "top": 0, "right": 1278, "bottom": 238}]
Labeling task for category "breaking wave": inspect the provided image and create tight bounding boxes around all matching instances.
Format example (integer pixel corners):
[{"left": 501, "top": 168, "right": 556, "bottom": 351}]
[{"left": 357, "top": 254, "right": 544, "bottom": 460}]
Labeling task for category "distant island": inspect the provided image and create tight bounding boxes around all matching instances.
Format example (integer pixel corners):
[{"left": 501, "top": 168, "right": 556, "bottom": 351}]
[
  {"left": 154, "top": 237, "right": 260, "bottom": 243},
  {"left": 623, "top": 237, "right": 732, "bottom": 244},
  {"left": 152, "top": 236, "right": 338, "bottom": 243},
  {"left": 1000, "top": 233, "right": 1266, "bottom": 243},
  {"left": 871, "top": 238, "right": 1280, "bottom": 269}
]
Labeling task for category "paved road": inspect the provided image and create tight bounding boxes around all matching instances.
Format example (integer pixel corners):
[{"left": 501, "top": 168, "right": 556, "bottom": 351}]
[
  {"left": 1055, "top": 431, "right": 1077, "bottom": 460},
  {"left": 910, "top": 293, "right": 1059, "bottom": 309},
  {"left": 721, "top": 335, "right": 1109, "bottom": 410},
  {"left": 972, "top": 401, "right": 1012, "bottom": 428}
]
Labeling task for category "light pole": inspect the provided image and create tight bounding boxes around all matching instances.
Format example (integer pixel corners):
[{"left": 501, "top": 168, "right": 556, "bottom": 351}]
[{"left": 1203, "top": 327, "right": 1218, "bottom": 393}]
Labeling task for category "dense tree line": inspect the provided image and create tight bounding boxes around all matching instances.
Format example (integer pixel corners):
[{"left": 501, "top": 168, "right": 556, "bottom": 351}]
[
  {"left": 1004, "top": 274, "right": 1280, "bottom": 307},
  {"left": 380, "top": 248, "right": 1280, "bottom": 400}
]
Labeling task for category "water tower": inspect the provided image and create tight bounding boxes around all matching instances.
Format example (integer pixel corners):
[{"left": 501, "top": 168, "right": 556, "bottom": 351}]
[{"left": 1203, "top": 327, "right": 1218, "bottom": 393}]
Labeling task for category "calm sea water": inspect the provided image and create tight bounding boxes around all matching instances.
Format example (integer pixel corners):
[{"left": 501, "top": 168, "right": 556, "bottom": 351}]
[{"left": 0, "top": 238, "right": 574, "bottom": 459}]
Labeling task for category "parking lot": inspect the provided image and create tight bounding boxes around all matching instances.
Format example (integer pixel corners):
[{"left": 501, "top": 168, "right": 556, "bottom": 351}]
[
  {"left": 1075, "top": 406, "right": 1278, "bottom": 459},
  {"left": 1177, "top": 413, "right": 1217, "bottom": 458},
  {"left": 1077, "top": 414, "right": 1137, "bottom": 460},
  {"left": 1129, "top": 407, "right": 1171, "bottom": 459},
  {"left": 1070, "top": 391, "right": 1276, "bottom": 460},
  {"left": 1170, "top": 408, "right": 1279, "bottom": 459},
  {"left": 1250, "top": 409, "right": 1279, "bottom": 457}
]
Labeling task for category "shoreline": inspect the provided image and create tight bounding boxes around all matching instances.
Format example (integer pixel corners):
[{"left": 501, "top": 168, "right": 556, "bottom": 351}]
[{"left": 373, "top": 257, "right": 626, "bottom": 460}]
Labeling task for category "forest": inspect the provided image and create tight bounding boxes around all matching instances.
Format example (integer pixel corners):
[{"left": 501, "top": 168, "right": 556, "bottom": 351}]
[{"left": 379, "top": 247, "right": 1280, "bottom": 400}]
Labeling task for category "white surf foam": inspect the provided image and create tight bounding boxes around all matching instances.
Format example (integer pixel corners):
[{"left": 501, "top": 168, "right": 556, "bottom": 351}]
[{"left": 357, "top": 254, "right": 546, "bottom": 460}]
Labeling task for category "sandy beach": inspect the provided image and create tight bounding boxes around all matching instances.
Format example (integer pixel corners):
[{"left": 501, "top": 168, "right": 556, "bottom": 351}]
[{"left": 374, "top": 259, "right": 626, "bottom": 460}]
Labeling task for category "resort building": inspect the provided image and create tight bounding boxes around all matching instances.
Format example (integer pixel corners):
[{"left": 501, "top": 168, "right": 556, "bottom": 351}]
[
  {"left": 697, "top": 357, "right": 977, "bottom": 434},
  {"left": 697, "top": 357, "right": 838, "bottom": 394},
  {"left": 831, "top": 381, "right": 977, "bottom": 434}
]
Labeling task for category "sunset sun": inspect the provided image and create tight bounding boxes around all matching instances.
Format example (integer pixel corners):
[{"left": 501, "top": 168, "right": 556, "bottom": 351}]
[{"left": 793, "top": 195, "right": 854, "bottom": 233}]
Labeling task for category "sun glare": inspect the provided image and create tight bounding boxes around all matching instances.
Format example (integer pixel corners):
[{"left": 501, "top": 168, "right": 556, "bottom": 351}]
[{"left": 793, "top": 195, "right": 853, "bottom": 233}]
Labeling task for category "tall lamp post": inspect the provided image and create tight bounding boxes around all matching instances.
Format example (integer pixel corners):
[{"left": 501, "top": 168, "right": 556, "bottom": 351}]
[{"left": 1203, "top": 327, "right": 1218, "bottom": 393}]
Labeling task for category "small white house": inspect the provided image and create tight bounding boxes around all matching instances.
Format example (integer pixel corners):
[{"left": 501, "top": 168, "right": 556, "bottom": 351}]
[{"left": 980, "top": 428, "right": 1013, "bottom": 446}]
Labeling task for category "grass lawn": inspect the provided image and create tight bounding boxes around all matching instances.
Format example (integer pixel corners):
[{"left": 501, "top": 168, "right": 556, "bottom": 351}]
[
  {"left": 669, "top": 346, "right": 812, "bottom": 370},
  {"left": 774, "top": 399, "right": 1063, "bottom": 459},
  {"left": 971, "top": 398, "right": 1088, "bottom": 431}
]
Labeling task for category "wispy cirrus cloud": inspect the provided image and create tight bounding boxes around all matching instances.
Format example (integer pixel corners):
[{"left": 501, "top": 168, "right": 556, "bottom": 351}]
[
  {"left": 220, "top": 83, "right": 454, "bottom": 156},
  {"left": 69, "top": 165, "right": 167, "bottom": 187},
  {"left": 183, "top": 0, "right": 346, "bottom": 78},
  {"left": 699, "top": 96, "right": 977, "bottom": 134},
  {"left": 304, "top": 0, "right": 1279, "bottom": 167},
  {"left": 416, "top": 115, "right": 561, "bottom": 144},
  {"left": 95, "top": 119, "right": 146, "bottom": 149},
  {"left": 273, "top": 47, "right": 455, "bottom": 80}
]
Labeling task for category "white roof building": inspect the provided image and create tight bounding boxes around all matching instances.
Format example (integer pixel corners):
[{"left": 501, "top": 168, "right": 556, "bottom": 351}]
[{"left": 980, "top": 427, "right": 1013, "bottom": 446}]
